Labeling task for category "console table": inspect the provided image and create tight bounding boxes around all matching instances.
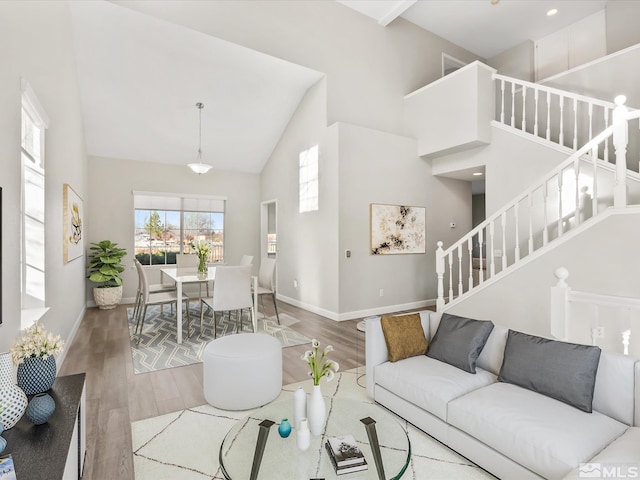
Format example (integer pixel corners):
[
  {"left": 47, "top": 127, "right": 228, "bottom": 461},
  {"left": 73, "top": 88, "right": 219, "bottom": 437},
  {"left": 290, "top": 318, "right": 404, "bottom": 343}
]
[{"left": 3, "top": 373, "right": 86, "bottom": 479}]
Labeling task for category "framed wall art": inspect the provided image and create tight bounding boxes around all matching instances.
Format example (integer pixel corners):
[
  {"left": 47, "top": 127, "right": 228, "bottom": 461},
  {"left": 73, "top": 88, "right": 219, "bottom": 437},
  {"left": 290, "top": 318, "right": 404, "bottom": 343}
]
[
  {"left": 63, "top": 184, "right": 84, "bottom": 263},
  {"left": 370, "top": 203, "right": 426, "bottom": 255}
]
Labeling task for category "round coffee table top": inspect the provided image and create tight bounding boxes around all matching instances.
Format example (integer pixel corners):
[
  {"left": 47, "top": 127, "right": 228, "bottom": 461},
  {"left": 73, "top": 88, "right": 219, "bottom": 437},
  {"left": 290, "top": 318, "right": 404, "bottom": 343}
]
[{"left": 219, "top": 397, "right": 411, "bottom": 479}]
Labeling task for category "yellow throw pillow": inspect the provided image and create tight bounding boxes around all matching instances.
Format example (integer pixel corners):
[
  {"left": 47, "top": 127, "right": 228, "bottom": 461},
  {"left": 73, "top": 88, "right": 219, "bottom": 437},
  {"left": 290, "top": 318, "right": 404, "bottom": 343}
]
[{"left": 380, "top": 313, "right": 428, "bottom": 362}]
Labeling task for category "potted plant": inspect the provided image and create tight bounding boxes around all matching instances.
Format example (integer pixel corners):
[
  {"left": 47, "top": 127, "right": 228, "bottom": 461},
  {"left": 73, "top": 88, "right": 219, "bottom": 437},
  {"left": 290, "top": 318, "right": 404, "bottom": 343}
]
[{"left": 87, "top": 240, "right": 127, "bottom": 310}]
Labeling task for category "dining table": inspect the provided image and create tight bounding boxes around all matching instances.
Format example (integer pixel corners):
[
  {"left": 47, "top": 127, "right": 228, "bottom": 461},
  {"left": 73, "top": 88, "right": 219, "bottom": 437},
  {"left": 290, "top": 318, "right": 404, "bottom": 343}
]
[{"left": 160, "top": 266, "right": 258, "bottom": 344}]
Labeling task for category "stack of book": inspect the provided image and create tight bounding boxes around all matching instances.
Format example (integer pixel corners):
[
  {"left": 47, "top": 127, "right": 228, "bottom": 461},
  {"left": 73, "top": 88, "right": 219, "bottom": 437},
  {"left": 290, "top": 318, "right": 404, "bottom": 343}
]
[{"left": 325, "top": 434, "right": 368, "bottom": 475}]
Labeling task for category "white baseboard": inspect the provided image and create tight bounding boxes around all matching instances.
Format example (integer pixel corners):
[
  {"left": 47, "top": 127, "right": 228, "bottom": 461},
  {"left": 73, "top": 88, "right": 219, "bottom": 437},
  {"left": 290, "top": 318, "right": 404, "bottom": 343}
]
[
  {"left": 57, "top": 305, "right": 86, "bottom": 369},
  {"left": 276, "top": 294, "right": 436, "bottom": 322}
]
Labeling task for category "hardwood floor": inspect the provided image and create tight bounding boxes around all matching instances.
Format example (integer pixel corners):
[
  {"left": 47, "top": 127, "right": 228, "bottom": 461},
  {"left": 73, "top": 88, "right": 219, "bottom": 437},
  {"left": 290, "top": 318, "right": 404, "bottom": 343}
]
[{"left": 58, "top": 300, "right": 366, "bottom": 479}]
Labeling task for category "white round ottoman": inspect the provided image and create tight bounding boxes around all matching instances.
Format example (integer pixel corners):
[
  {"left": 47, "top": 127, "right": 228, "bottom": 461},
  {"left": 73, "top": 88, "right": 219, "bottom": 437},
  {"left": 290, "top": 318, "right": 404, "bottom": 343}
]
[{"left": 203, "top": 333, "right": 282, "bottom": 410}]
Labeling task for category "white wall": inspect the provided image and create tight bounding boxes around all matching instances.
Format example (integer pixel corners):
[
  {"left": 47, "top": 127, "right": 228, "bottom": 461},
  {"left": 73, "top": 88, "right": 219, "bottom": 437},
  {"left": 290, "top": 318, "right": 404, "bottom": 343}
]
[
  {"left": 404, "top": 62, "right": 495, "bottom": 158},
  {"left": 487, "top": 41, "right": 535, "bottom": 82},
  {"left": 446, "top": 210, "right": 640, "bottom": 338},
  {"left": 432, "top": 126, "right": 570, "bottom": 216},
  {"left": 88, "top": 156, "right": 261, "bottom": 303},
  {"left": 113, "top": 0, "right": 482, "bottom": 139},
  {"left": 606, "top": 1, "right": 640, "bottom": 55},
  {"left": 0, "top": 1, "right": 88, "bottom": 353},
  {"left": 337, "top": 123, "right": 472, "bottom": 318}
]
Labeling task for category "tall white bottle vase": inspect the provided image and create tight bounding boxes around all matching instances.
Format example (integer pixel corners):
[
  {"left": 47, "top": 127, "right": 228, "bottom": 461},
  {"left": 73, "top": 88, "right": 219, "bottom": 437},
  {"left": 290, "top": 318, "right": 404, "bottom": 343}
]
[
  {"left": 307, "top": 384, "right": 326, "bottom": 436},
  {"left": 296, "top": 418, "right": 310, "bottom": 451},
  {"left": 293, "top": 387, "right": 307, "bottom": 429}
]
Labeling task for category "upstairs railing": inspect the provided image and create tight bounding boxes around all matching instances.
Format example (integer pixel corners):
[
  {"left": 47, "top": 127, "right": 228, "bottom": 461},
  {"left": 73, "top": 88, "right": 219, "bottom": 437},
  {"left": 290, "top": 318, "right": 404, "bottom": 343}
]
[
  {"left": 436, "top": 98, "right": 640, "bottom": 311},
  {"left": 550, "top": 267, "right": 640, "bottom": 355},
  {"left": 493, "top": 74, "right": 640, "bottom": 170}
]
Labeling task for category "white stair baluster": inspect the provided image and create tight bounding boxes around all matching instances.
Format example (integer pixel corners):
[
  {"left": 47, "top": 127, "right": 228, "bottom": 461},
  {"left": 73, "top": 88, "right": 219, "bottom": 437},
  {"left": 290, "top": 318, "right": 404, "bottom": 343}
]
[
  {"left": 559, "top": 95, "right": 565, "bottom": 147},
  {"left": 557, "top": 172, "right": 564, "bottom": 236},
  {"left": 604, "top": 108, "right": 610, "bottom": 161},
  {"left": 501, "top": 212, "right": 507, "bottom": 270},
  {"left": 622, "top": 330, "right": 631, "bottom": 356},
  {"left": 478, "top": 229, "right": 484, "bottom": 284},
  {"left": 514, "top": 203, "right": 520, "bottom": 262},
  {"left": 489, "top": 220, "right": 495, "bottom": 277},
  {"left": 468, "top": 238, "right": 473, "bottom": 290},
  {"left": 436, "top": 242, "right": 445, "bottom": 311},
  {"left": 546, "top": 92, "right": 551, "bottom": 141},
  {"left": 511, "top": 83, "right": 516, "bottom": 127},
  {"left": 543, "top": 181, "right": 549, "bottom": 245},
  {"left": 592, "top": 145, "right": 599, "bottom": 215},
  {"left": 448, "top": 252, "right": 453, "bottom": 302},
  {"left": 534, "top": 88, "right": 539, "bottom": 136},
  {"left": 588, "top": 102, "right": 593, "bottom": 144},
  {"left": 522, "top": 85, "right": 527, "bottom": 132},
  {"left": 574, "top": 158, "right": 581, "bottom": 225},
  {"left": 500, "top": 79, "right": 505, "bottom": 124},
  {"left": 528, "top": 193, "right": 534, "bottom": 255},
  {"left": 457, "top": 245, "right": 463, "bottom": 295},
  {"left": 573, "top": 98, "right": 578, "bottom": 150}
]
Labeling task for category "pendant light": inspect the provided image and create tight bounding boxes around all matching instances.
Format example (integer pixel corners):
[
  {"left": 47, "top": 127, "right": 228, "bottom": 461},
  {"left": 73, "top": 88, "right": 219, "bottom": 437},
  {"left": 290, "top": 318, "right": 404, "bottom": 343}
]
[{"left": 188, "top": 102, "right": 213, "bottom": 175}]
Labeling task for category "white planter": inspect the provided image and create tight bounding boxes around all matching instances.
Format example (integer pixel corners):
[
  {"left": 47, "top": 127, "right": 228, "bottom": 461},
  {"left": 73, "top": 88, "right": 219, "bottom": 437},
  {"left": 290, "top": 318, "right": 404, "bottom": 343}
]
[{"left": 93, "top": 285, "right": 123, "bottom": 310}]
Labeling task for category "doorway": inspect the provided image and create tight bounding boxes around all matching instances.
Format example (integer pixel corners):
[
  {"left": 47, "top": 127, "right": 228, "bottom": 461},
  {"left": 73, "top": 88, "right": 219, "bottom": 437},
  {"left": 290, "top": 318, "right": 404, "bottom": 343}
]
[{"left": 260, "top": 199, "right": 277, "bottom": 261}]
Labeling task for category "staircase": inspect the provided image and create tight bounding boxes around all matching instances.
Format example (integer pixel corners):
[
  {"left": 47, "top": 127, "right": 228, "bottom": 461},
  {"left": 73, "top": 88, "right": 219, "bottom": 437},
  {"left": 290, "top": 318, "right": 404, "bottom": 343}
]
[{"left": 434, "top": 71, "right": 640, "bottom": 311}]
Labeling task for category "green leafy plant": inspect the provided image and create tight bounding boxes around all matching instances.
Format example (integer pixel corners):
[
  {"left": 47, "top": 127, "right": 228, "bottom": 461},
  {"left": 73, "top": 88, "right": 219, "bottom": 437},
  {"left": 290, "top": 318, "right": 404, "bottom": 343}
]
[{"left": 87, "top": 240, "right": 127, "bottom": 288}]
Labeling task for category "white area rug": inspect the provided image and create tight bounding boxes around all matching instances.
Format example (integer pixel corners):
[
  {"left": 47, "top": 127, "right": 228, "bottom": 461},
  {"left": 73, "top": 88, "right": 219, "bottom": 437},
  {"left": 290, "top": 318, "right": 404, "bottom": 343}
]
[{"left": 131, "top": 370, "right": 496, "bottom": 479}]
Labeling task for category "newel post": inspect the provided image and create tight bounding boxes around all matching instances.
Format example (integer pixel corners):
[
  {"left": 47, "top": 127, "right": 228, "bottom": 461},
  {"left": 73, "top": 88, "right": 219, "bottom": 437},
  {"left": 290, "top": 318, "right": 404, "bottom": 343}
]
[
  {"left": 550, "top": 267, "right": 570, "bottom": 340},
  {"left": 436, "top": 242, "right": 445, "bottom": 312},
  {"left": 613, "top": 95, "right": 629, "bottom": 208}
]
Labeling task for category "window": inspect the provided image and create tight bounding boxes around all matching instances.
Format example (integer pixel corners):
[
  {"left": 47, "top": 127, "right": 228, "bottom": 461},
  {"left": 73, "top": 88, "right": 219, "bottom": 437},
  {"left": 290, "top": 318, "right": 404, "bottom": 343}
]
[
  {"left": 21, "top": 81, "right": 49, "bottom": 311},
  {"left": 133, "top": 192, "right": 225, "bottom": 265},
  {"left": 299, "top": 145, "right": 318, "bottom": 213}
]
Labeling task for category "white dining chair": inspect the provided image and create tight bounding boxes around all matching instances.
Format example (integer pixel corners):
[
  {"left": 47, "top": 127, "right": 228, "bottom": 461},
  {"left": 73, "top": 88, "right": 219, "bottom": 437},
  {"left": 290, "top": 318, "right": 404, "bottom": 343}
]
[
  {"left": 199, "top": 265, "right": 254, "bottom": 338},
  {"left": 133, "top": 259, "right": 191, "bottom": 339},
  {"left": 239, "top": 255, "right": 254, "bottom": 266},
  {"left": 255, "top": 257, "right": 280, "bottom": 324},
  {"left": 132, "top": 258, "right": 177, "bottom": 321}
]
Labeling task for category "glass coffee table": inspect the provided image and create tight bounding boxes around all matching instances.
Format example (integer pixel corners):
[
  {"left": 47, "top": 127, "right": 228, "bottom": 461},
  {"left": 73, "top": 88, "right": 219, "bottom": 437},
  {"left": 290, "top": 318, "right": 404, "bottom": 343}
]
[{"left": 219, "top": 397, "right": 411, "bottom": 479}]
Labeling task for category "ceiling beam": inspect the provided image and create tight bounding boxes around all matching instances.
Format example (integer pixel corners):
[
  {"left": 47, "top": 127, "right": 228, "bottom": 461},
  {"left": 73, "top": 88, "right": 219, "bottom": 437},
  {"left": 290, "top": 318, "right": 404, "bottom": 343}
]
[{"left": 378, "top": 0, "right": 417, "bottom": 27}]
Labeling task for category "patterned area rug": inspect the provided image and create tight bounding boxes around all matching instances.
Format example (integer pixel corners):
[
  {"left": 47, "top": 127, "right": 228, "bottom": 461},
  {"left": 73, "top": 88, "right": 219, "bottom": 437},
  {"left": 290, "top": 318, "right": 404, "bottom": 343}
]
[
  {"left": 131, "top": 370, "right": 496, "bottom": 479},
  {"left": 127, "top": 305, "right": 311, "bottom": 374}
]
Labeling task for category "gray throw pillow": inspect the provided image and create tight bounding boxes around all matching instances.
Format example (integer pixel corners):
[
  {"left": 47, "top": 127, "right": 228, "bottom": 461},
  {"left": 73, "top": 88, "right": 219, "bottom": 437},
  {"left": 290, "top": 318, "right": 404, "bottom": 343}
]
[
  {"left": 498, "top": 330, "right": 601, "bottom": 413},
  {"left": 426, "top": 313, "right": 494, "bottom": 374}
]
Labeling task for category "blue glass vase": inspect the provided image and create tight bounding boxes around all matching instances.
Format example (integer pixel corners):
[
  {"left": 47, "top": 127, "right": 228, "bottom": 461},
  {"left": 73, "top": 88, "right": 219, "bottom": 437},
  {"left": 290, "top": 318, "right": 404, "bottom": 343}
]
[
  {"left": 26, "top": 393, "right": 56, "bottom": 425},
  {"left": 0, "top": 425, "right": 6, "bottom": 454},
  {"left": 17, "top": 356, "right": 57, "bottom": 395},
  {"left": 278, "top": 418, "right": 292, "bottom": 438}
]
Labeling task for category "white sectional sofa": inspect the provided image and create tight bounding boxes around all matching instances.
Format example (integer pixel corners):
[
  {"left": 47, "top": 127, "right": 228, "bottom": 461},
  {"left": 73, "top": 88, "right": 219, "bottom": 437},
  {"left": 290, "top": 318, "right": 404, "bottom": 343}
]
[{"left": 366, "top": 311, "right": 640, "bottom": 480}]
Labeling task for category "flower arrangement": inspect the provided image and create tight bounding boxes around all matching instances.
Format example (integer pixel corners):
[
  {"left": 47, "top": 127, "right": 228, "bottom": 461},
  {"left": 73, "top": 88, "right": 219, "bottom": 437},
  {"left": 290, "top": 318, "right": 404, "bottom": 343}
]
[
  {"left": 10, "top": 322, "right": 64, "bottom": 365},
  {"left": 190, "top": 239, "right": 212, "bottom": 273},
  {"left": 302, "top": 339, "right": 339, "bottom": 385}
]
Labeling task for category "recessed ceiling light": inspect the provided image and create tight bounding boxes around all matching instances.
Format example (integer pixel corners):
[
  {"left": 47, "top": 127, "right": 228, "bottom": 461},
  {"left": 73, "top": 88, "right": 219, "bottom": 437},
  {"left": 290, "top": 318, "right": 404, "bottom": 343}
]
[
  {"left": 472, "top": 172, "right": 483, "bottom": 176},
  {"left": 491, "top": 0, "right": 500, "bottom": 5},
  {"left": 547, "top": 8, "right": 558, "bottom": 16}
]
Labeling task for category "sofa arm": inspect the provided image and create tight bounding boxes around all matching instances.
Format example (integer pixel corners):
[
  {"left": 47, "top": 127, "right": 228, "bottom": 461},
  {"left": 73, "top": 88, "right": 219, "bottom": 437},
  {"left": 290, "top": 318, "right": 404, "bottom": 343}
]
[{"left": 365, "top": 317, "right": 388, "bottom": 399}]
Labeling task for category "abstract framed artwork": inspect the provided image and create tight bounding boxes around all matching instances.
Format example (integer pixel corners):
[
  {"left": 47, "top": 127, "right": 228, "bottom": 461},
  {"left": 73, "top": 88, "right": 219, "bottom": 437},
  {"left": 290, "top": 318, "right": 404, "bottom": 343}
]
[
  {"left": 370, "top": 203, "right": 426, "bottom": 255},
  {"left": 63, "top": 184, "right": 84, "bottom": 263}
]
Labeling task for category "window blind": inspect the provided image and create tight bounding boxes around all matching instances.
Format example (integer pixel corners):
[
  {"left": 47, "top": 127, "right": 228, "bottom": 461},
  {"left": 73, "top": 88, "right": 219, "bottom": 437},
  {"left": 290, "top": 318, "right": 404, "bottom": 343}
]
[{"left": 133, "top": 191, "right": 225, "bottom": 213}]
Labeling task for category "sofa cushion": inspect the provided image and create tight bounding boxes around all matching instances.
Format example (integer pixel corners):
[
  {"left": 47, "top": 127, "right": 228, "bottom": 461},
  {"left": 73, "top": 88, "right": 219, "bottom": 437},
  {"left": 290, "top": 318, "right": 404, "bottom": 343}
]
[
  {"left": 498, "top": 330, "right": 601, "bottom": 412},
  {"left": 592, "top": 351, "right": 638, "bottom": 426},
  {"left": 426, "top": 313, "right": 494, "bottom": 373},
  {"left": 562, "top": 427, "right": 640, "bottom": 479},
  {"left": 380, "top": 313, "right": 428, "bottom": 362},
  {"left": 448, "top": 382, "right": 627, "bottom": 480},
  {"left": 374, "top": 355, "right": 495, "bottom": 421}
]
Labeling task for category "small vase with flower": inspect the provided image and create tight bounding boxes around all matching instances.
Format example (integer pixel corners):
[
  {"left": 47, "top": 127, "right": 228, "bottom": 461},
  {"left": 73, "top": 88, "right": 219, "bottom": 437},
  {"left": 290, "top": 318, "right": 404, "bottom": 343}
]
[{"left": 301, "top": 339, "right": 339, "bottom": 436}]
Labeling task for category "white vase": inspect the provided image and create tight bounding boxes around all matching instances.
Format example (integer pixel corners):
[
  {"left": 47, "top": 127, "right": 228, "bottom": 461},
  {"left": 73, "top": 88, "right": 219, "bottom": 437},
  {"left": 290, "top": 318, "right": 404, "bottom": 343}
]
[
  {"left": 307, "top": 384, "right": 326, "bottom": 436},
  {"left": 296, "top": 418, "right": 310, "bottom": 451},
  {"left": 0, "top": 353, "right": 28, "bottom": 430},
  {"left": 294, "top": 387, "right": 307, "bottom": 429}
]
